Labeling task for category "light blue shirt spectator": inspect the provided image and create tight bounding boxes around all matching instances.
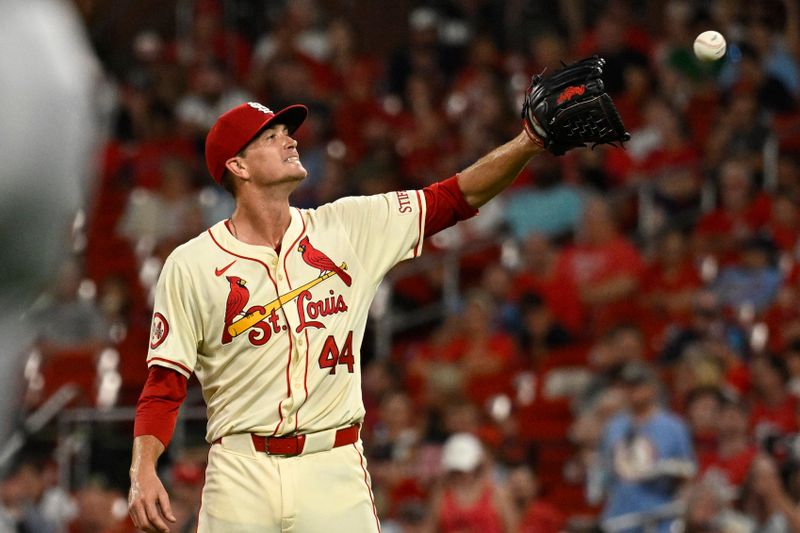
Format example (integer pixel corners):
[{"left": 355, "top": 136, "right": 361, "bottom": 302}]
[
  {"left": 504, "top": 185, "right": 586, "bottom": 239},
  {"left": 597, "top": 410, "right": 696, "bottom": 533}
]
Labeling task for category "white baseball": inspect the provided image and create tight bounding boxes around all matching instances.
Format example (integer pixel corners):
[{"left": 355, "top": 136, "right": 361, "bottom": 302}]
[{"left": 693, "top": 31, "right": 726, "bottom": 61}]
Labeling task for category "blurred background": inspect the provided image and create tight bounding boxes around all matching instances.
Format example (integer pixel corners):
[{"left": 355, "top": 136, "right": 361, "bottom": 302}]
[{"left": 2, "top": 0, "right": 800, "bottom": 531}]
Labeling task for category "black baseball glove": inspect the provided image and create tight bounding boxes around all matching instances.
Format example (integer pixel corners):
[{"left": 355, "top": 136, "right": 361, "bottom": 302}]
[{"left": 521, "top": 56, "right": 630, "bottom": 156}]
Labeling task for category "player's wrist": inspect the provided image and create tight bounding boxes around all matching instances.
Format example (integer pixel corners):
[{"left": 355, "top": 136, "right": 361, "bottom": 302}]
[
  {"left": 129, "top": 465, "right": 158, "bottom": 478},
  {"left": 520, "top": 127, "right": 546, "bottom": 154}
]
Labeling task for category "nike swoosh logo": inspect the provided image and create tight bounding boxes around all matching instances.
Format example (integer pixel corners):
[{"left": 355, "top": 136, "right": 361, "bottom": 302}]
[{"left": 215, "top": 260, "right": 236, "bottom": 277}]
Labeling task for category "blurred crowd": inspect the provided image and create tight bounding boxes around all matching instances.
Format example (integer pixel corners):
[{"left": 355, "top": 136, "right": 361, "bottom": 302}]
[{"left": 5, "top": 0, "right": 800, "bottom": 531}]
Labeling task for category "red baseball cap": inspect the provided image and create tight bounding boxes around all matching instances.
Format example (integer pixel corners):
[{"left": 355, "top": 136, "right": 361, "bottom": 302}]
[{"left": 205, "top": 102, "right": 308, "bottom": 183}]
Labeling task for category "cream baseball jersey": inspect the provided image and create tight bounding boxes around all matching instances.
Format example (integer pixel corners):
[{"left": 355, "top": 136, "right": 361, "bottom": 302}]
[{"left": 147, "top": 190, "right": 426, "bottom": 441}]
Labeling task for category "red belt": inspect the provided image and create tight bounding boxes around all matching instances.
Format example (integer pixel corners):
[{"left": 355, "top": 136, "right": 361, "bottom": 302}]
[{"left": 213, "top": 424, "right": 360, "bottom": 456}]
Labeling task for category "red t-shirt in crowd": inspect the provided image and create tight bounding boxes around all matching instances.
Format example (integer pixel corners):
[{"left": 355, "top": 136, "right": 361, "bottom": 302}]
[
  {"left": 557, "top": 236, "right": 644, "bottom": 286},
  {"left": 696, "top": 195, "right": 772, "bottom": 236},
  {"left": 519, "top": 500, "right": 565, "bottom": 533},
  {"left": 698, "top": 445, "right": 758, "bottom": 489},
  {"left": 437, "top": 332, "right": 518, "bottom": 406},
  {"left": 513, "top": 268, "right": 584, "bottom": 333},
  {"left": 750, "top": 395, "right": 799, "bottom": 436},
  {"left": 695, "top": 193, "right": 773, "bottom": 262},
  {"left": 556, "top": 235, "right": 644, "bottom": 331},
  {"left": 638, "top": 259, "right": 702, "bottom": 340},
  {"left": 438, "top": 482, "right": 504, "bottom": 533}
]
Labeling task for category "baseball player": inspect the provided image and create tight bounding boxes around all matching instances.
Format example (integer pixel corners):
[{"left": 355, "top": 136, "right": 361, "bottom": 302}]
[{"left": 128, "top": 59, "right": 628, "bottom": 532}]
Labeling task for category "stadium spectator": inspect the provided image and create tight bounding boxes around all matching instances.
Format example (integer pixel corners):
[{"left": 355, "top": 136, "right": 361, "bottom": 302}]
[
  {"left": 684, "top": 386, "right": 724, "bottom": 459},
  {"left": 743, "top": 452, "right": 800, "bottom": 531},
  {"left": 387, "top": 7, "right": 455, "bottom": 99},
  {"left": 589, "top": 362, "right": 695, "bottom": 533},
  {"left": 570, "top": 385, "right": 628, "bottom": 496},
  {"left": 31, "top": 260, "right": 108, "bottom": 357},
  {"left": 711, "top": 235, "right": 782, "bottom": 314},
  {"left": 574, "top": 6, "right": 651, "bottom": 96},
  {"left": 426, "top": 433, "right": 517, "bottom": 533},
  {"left": 762, "top": 284, "right": 800, "bottom": 353},
  {"left": 516, "top": 292, "right": 573, "bottom": 369},
  {"left": 175, "top": 61, "right": 253, "bottom": 135},
  {"left": 678, "top": 477, "right": 754, "bottom": 532},
  {"left": 555, "top": 197, "right": 645, "bottom": 334},
  {"left": 669, "top": 345, "right": 730, "bottom": 411},
  {"left": 0, "top": 448, "right": 72, "bottom": 533},
  {"left": 764, "top": 193, "right": 800, "bottom": 254},
  {"left": 117, "top": 156, "right": 205, "bottom": 253},
  {"left": 503, "top": 153, "right": 588, "bottom": 240},
  {"left": 695, "top": 157, "right": 772, "bottom": 264},
  {"left": 251, "top": 0, "right": 330, "bottom": 66},
  {"left": 784, "top": 342, "right": 800, "bottom": 397},
  {"left": 749, "top": 354, "right": 798, "bottom": 438},
  {"left": 704, "top": 94, "right": 771, "bottom": 170},
  {"left": 457, "top": 289, "right": 520, "bottom": 404},
  {"left": 659, "top": 289, "right": 748, "bottom": 368},
  {"left": 638, "top": 226, "right": 703, "bottom": 342},
  {"left": 776, "top": 154, "right": 800, "bottom": 199},
  {"left": 578, "top": 323, "right": 648, "bottom": 414},
  {"left": 733, "top": 42, "right": 797, "bottom": 114},
  {"left": 513, "top": 233, "right": 584, "bottom": 333},
  {"left": 479, "top": 264, "right": 522, "bottom": 335},
  {"left": 120, "top": 101, "right": 196, "bottom": 190},
  {"left": 368, "top": 391, "right": 431, "bottom": 524},
  {"left": 506, "top": 463, "right": 565, "bottom": 533},
  {"left": 166, "top": 0, "right": 251, "bottom": 82},
  {"left": 68, "top": 481, "right": 130, "bottom": 533},
  {"left": 698, "top": 392, "right": 757, "bottom": 495}
]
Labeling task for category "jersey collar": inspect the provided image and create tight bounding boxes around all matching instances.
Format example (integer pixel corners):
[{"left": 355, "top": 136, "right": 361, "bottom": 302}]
[{"left": 208, "top": 208, "right": 304, "bottom": 262}]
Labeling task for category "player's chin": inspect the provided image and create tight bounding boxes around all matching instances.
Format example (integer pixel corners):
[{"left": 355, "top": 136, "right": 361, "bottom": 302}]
[{"left": 288, "top": 163, "right": 308, "bottom": 180}]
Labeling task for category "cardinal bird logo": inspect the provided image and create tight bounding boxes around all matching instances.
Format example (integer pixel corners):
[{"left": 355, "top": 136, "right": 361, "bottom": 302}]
[
  {"left": 298, "top": 237, "right": 352, "bottom": 287},
  {"left": 222, "top": 276, "right": 250, "bottom": 344}
]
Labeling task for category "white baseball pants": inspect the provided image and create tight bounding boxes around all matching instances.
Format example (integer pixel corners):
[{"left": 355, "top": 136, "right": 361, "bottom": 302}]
[{"left": 197, "top": 434, "right": 381, "bottom": 532}]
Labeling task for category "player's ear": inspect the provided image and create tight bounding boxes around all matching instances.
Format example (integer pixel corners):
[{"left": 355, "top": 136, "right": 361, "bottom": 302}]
[{"left": 224, "top": 156, "right": 248, "bottom": 179}]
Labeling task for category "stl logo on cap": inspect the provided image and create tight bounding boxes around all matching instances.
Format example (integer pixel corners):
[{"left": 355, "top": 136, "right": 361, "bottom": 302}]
[{"left": 248, "top": 102, "right": 273, "bottom": 114}]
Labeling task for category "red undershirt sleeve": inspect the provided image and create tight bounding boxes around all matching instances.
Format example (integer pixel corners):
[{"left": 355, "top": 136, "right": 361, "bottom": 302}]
[
  {"left": 133, "top": 366, "right": 188, "bottom": 448},
  {"left": 423, "top": 174, "right": 479, "bottom": 238}
]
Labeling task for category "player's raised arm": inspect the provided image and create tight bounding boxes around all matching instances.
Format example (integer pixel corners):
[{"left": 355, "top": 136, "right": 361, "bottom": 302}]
[
  {"left": 456, "top": 132, "right": 543, "bottom": 208},
  {"left": 458, "top": 56, "right": 629, "bottom": 208}
]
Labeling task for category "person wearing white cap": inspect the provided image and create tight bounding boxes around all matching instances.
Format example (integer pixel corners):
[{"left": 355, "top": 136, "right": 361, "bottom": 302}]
[{"left": 426, "top": 433, "right": 518, "bottom": 532}]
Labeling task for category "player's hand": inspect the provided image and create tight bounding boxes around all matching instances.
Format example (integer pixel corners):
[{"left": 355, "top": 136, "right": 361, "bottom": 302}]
[{"left": 128, "top": 469, "right": 176, "bottom": 533}]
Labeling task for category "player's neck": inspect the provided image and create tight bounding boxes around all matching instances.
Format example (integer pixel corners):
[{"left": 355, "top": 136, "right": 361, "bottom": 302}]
[{"left": 229, "top": 193, "right": 291, "bottom": 251}]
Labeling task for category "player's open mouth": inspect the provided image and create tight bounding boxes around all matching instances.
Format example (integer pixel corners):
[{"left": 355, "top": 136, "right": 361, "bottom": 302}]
[{"left": 285, "top": 156, "right": 300, "bottom": 163}]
